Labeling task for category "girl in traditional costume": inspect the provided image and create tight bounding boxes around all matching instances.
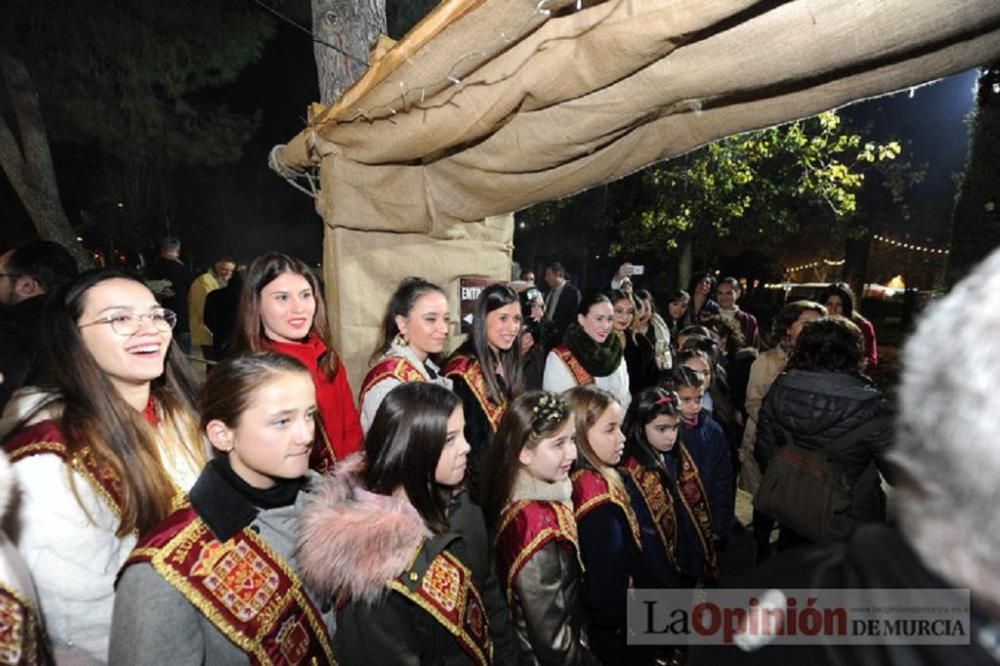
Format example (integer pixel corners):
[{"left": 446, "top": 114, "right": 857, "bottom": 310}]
[
  {"left": 359, "top": 277, "right": 453, "bottom": 432},
  {"left": 444, "top": 284, "right": 524, "bottom": 497},
  {"left": 298, "top": 382, "right": 516, "bottom": 665},
  {"left": 2, "top": 269, "right": 207, "bottom": 662},
  {"left": 232, "top": 252, "right": 362, "bottom": 472},
  {"left": 563, "top": 385, "right": 652, "bottom": 666},
  {"left": 480, "top": 392, "right": 599, "bottom": 665},
  {"left": 620, "top": 387, "right": 693, "bottom": 588},
  {"left": 672, "top": 366, "right": 733, "bottom": 583},
  {"left": 111, "top": 352, "right": 334, "bottom": 664},
  {"left": 543, "top": 291, "right": 630, "bottom": 411}
]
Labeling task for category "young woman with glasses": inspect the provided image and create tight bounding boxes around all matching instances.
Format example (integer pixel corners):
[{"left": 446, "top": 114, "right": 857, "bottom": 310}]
[{"left": 1, "top": 268, "right": 207, "bottom": 662}]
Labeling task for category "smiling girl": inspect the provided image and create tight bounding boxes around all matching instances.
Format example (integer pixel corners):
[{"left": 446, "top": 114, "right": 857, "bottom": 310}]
[
  {"left": 298, "top": 383, "right": 516, "bottom": 665},
  {"left": 564, "top": 386, "right": 651, "bottom": 666},
  {"left": 233, "top": 252, "right": 362, "bottom": 472},
  {"left": 543, "top": 291, "right": 630, "bottom": 410},
  {"left": 2, "top": 269, "right": 207, "bottom": 661},
  {"left": 610, "top": 289, "right": 658, "bottom": 398},
  {"left": 480, "top": 392, "right": 599, "bottom": 665},
  {"left": 359, "top": 277, "right": 454, "bottom": 432},
  {"left": 110, "top": 352, "right": 334, "bottom": 664},
  {"left": 445, "top": 284, "right": 525, "bottom": 496}
]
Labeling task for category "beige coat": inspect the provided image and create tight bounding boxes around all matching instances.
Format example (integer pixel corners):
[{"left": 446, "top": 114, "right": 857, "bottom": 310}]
[{"left": 739, "top": 347, "right": 788, "bottom": 493}]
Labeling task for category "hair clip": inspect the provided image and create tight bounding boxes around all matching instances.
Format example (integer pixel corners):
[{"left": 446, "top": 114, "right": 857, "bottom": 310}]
[
  {"left": 531, "top": 393, "right": 568, "bottom": 428},
  {"left": 655, "top": 395, "right": 674, "bottom": 405}
]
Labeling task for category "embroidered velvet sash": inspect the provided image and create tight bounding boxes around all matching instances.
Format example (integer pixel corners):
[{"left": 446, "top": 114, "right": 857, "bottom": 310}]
[
  {"left": 553, "top": 346, "right": 594, "bottom": 386},
  {"left": 495, "top": 500, "right": 582, "bottom": 603},
  {"left": 359, "top": 357, "right": 427, "bottom": 404},
  {"left": 122, "top": 507, "right": 335, "bottom": 665},
  {"left": 443, "top": 355, "right": 507, "bottom": 432},
  {"left": 386, "top": 550, "right": 493, "bottom": 666}
]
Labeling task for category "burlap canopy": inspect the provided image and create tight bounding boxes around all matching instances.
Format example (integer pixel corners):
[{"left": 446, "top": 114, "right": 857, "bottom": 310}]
[{"left": 275, "top": 0, "right": 1000, "bottom": 389}]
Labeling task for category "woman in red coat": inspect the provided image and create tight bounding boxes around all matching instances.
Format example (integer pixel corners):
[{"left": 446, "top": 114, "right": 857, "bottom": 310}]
[{"left": 232, "top": 252, "right": 362, "bottom": 472}]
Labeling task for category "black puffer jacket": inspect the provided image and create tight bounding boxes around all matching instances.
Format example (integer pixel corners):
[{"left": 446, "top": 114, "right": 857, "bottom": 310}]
[{"left": 756, "top": 369, "right": 894, "bottom": 524}]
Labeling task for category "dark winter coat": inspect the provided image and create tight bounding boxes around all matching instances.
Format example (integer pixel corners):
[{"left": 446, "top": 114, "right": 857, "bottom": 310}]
[
  {"left": 146, "top": 256, "right": 193, "bottom": 331},
  {"left": 298, "top": 456, "right": 517, "bottom": 666},
  {"left": 678, "top": 412, "right": 734, "bottom": 542},
  {"left": 623, "top": 332, "right": 659, "bottom": 398},
  {"left": 691, "top": 525, "right": 996, "bottom": 666},
  {"left": 0, "top": 295, "right": 46, "bottom": 410},
  {"left": 756, "top": 369, "right": 894, "bottom": 528}
]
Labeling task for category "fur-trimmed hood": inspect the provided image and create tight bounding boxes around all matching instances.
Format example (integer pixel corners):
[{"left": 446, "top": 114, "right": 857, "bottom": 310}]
[{"left": 297, "top": 453, "right": 432, "bottom": 604}]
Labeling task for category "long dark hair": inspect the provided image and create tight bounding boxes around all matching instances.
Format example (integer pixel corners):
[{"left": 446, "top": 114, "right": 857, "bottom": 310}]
[
  {"left": 453, "top": 283, "right": 524, "bottom": 403},
  {"left": 232, "top": 252, "right": 340, "bottom": 379},
  {"left": 33, "top": 268, "right": 204, "bottom": 537},
  {"left": 577, "top": 289, "right": 612, "bottom": 317},
  {"left": 200, "top": 352, "right": 311, "bottom": 431},
  {"left": 623, "top": 387, "right": 682, "bottom": 474},
  {"left": 363, "top": 383, "right": 461, "bottom": 534},
  {"left": 819, "top": 282, "right": 869, "bottom": 323},
  {"left": 480, "top": 391, "right": 571, "bottom": 532},
  {"left": 370, "top": 277, "right": 445, "bottom": 365}
]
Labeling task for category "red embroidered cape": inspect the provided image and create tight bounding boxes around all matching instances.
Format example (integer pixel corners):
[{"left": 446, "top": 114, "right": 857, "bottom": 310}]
[
  {"left": 358, "top": 356, "right": 427, "bottom": 404},
  {"left": 623, "top": 456, "right": 678, "bottom": 563},
  {"left": 264, "top": 335, "right": 363, "bottom": 473},
  {"left": 4, "top": 419, "right": 125, "bottom": 516},
  {"left": 552, "top": 346, "right": 594, "bottom": 386},
  {"left": 494, "top": 500, "right": 582, "bottom": 604},
  {"left": 570, "top": 468, "right": 641, "bottom": 549},
  {"left": 443, "top": 355, "right": 507, "bottom": 432},
  {"left": 121, "top": 506, "right": 335, "bottom": 665}
]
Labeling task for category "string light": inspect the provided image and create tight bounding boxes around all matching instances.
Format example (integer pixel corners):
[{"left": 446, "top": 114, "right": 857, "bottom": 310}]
[
  {"left": 784, "top": 258, "right": 846, "bottom": 274},
  {"left": 872, "top": 234, "right": 949, "bottom": 255}
]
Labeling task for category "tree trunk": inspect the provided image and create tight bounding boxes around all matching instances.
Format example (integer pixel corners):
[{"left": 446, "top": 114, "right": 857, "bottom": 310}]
[
  {"left": 0, "top": 50, "right": 91, "bottom": 267},
  {"left": 311, "top": 0, "right": 387, "bottom": 105},
  {"left": 947, "top": 63, "right": 1000, "bottom": 287},
  {"left": 677, "top": 235, "right": 693, "bottom": 291}
]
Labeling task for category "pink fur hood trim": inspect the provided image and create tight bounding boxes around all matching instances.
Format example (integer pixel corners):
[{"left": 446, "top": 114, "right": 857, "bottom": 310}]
[{"left": 297, "top": 453, "right": 431, "bottom": 604}]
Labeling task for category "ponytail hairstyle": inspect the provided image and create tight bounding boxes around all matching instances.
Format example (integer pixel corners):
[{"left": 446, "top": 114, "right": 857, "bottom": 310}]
[
  {"left": 370, "top": 277, "right": 446, "bottom": 365},
  {"left": 363, "top": 382, "right": 461, "bottom": 534},
  {"left": 36, "top": 268, "right": 206, "bottom": 537},
  {"left": 623, "top": 387, "right": 682, "bottom": 473},
  {"left": 674, "top": 347, "right": 715, "bottom": 390},
  {"left": 233, "top": 252, "right": 341, "bottom": 380},
  {"left": 564, "top": 385, "right": 625, "bottom": 494},
  {"left": 200, "top": 352, "right": 312, "bottom": 435},
  {"left": 666, "top": 364, "right": 706, "bottom": 393},
  {"left": 454, "top": 283, "right": 524, "bottom": 404},
  {"left": 480, "top": 391, "right": 571, "bottom": 531}
]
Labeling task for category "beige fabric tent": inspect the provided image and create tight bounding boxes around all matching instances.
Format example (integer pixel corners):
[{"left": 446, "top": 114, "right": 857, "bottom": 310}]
[{"left": 275, "top": 0, "right": 1000, "bottom": 389}]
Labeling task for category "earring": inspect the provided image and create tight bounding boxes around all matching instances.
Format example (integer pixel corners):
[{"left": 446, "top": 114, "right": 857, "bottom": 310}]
[{"left": 394, "top": 332, "right": 408, "bottom": 347}]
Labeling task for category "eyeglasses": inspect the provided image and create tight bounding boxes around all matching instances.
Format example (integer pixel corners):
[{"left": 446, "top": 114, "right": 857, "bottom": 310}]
[{"left": 79, "top": 309, "right": 177, "bottom": 336}]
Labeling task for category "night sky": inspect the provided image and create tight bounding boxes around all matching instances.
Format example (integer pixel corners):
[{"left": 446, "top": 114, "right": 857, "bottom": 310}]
[{"left": 0, "top": 11, "right": 983, "bottom": 274}]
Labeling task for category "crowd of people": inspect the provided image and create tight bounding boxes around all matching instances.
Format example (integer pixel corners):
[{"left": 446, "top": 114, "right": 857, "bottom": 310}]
[{"left": 0, "top": 238, "right": 997, "bottom": 665}]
